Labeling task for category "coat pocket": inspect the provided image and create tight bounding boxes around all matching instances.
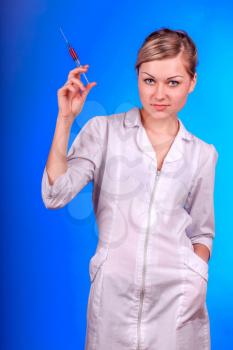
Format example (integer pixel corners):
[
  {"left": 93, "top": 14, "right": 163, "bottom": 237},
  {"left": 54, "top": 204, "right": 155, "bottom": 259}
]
[
  {"left": 89, "top": 246, "right": 109, "bottom": 283},
  {"left": 178, "top": 246, "right": 209, "bottom": 326},
  {"left": 183, "top": 246, "right": 209, "bottom": 282}
]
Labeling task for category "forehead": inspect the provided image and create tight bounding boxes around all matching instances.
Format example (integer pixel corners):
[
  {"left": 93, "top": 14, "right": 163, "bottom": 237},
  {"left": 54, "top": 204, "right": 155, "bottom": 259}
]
[{"left": 140, "top": 55, "right": 188, "bottom": 77}]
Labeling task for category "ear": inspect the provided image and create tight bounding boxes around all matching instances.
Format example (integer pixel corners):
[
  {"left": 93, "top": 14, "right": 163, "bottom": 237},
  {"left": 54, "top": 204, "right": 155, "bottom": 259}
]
[{"left": 188, "top": 73, "right": 197, "bottom": 93}]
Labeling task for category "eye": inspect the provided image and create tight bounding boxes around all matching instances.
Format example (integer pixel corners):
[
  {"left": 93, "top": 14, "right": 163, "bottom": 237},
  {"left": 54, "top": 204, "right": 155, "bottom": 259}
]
[
  {"left": 143, "top": 78, "right": 180, "bottom": 87},
  {"left": 144, "top": 78, "right": 155, "bottom": 85},
  {"left": 168, "top": 80, "right": 180, "bottom": 87}
]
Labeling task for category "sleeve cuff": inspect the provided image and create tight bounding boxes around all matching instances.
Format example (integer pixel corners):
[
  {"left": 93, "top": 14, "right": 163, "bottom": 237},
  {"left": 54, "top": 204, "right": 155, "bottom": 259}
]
[{"left": 42, "top": 167, "right": 69, "bottom": 198}]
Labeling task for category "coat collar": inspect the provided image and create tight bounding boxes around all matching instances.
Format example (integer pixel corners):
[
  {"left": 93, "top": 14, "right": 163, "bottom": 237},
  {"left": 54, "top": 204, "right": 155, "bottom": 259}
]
[
  {"left": 124, "top": 106, "right": 194, "bottom": 164},
  {"left": 123, "top": 106, "right": 193, "bottom": 142}
]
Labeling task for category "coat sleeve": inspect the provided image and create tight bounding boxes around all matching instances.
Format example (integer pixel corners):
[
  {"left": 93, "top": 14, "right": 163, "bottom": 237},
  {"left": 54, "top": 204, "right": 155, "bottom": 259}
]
[
  {"left": 184, "top": 143, "right": 219, "bottom": 259},
  {"left": 41, "top": 116, "right": 104, "bottom": 209}
]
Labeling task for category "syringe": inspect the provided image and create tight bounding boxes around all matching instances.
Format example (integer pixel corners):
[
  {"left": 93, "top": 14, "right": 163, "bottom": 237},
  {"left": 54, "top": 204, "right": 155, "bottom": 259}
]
[{"left": 59, "top": 27, "right": 89, "bottom": 84}]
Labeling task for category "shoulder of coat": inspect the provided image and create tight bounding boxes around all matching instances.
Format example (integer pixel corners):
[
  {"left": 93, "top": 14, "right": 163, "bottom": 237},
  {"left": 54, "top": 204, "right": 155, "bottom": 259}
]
[
  {"left": 83, "top": 112, "right": 125, "bottom": 138},
  {"left": 191, "top": 134, "right": 215, "bottom": 151},
  {"left": 89, "top": 111, "right": 125, "bottom": 124},
  {"left": 191, "top": 134, "right": 218, "bottom": 165}
]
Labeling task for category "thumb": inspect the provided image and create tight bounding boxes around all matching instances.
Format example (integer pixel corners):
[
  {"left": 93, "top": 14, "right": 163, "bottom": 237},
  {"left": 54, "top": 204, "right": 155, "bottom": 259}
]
[{"left": 82, "top": 82, "right": 97, "bottom": 98}]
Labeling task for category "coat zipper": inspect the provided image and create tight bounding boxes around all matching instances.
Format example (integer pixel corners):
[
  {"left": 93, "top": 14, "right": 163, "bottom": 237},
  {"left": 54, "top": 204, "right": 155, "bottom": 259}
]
[{"left": 136, "top": 168, "right": 161, "bottom": 350}]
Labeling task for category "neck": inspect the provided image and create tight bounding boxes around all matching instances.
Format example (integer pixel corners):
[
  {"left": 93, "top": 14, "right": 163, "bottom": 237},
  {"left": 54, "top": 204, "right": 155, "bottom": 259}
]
[{"left": 140, "top": 107, "right": 179, "bottom": 137}]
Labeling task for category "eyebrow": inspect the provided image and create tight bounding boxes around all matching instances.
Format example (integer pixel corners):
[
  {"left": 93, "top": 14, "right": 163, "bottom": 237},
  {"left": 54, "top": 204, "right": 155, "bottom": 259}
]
[{"left": 141, "top": 72, "right": 184, "bottom": 79}]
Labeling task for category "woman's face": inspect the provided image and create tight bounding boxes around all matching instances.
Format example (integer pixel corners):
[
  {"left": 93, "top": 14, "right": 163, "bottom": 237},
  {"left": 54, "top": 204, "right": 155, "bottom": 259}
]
[{"left": 137, "top": 52, "right": 197, "bottom": 120}]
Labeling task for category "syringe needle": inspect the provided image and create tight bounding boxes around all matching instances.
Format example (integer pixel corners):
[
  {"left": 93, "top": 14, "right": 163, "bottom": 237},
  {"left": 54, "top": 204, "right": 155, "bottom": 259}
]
[{"left": 59, "top": 27, "right": 69, "bottom": 45}]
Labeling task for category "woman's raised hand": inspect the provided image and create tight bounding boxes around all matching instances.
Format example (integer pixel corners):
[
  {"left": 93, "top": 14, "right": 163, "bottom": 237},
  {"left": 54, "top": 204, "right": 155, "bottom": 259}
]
[{"left": 57, "top": 65, "right": 97, "bottom": 125}]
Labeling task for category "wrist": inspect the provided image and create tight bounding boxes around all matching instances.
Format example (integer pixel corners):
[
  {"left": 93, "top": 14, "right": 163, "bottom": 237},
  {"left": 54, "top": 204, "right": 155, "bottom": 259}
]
[{"left": 56, "top": 112, "right": 74, "bottom": 129}]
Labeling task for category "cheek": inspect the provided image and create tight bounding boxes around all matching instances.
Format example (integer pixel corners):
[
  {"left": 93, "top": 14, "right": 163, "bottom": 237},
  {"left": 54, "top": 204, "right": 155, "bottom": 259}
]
[
  {"left": 138, "top": 83, "right": 150, "bottom": 99},
  {"left": 172, "top": 89, "right": 189, "bottom": 107}
]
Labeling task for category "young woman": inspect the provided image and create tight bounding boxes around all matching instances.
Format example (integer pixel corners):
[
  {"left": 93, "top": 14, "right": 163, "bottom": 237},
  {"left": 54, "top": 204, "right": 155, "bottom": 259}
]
[{"left": 42, "top": 27, "right": 218, "bottom": 350}]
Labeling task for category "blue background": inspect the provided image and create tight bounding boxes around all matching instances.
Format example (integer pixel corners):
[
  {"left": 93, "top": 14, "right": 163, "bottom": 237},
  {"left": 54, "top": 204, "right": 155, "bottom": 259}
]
[{"left": 1, "top": 0, "right": 232, "bottom": 349}]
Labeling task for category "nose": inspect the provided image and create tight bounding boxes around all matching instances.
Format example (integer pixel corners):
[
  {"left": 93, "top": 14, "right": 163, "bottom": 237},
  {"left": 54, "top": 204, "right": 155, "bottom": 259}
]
[{"left": 152, "top": 83, "right": 167, "bottom": 101}]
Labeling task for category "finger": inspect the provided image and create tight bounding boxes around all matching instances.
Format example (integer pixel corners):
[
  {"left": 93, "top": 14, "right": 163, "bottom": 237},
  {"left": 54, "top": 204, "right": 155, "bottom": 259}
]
[
  {"left": 68, "top": 77, "right": 86, "bottom": 91},
  {"left": 80, "top": 82, "right": 97, "bottom": 98},
  {"left": 64, "top": 79, "right": 81, "bottom": 91},
  {"left": 68, "top": 64, "right": 89, "bottom": 75},
  {"left": 68, "top": 65, "right": 89, "bottom": 79},
  {"left": 58, "top": 83, "right": 77, "bottom": 96},
  {"left": 58, "top": 81, "right": 76, "bottom": 92}
]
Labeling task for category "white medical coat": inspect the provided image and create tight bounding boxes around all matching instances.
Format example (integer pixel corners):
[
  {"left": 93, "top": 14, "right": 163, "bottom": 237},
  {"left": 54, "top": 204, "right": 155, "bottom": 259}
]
[{"left": 41, "top": 106, "right": 219, "bottom": 350}]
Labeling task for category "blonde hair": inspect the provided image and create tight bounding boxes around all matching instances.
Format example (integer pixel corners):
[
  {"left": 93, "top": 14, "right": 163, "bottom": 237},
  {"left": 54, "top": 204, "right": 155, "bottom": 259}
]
[{"left": 135, "top": 27, "right": 198, "bottom": 79}]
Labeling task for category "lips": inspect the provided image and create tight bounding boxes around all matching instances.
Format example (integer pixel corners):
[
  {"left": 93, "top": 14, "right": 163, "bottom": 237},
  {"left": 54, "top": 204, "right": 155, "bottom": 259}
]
[
  {"left": 151, "top": 104, "right": 169, "bottom": 106},
  {"left": 151, "top": 104, "right": 169, "bottom": 111}
]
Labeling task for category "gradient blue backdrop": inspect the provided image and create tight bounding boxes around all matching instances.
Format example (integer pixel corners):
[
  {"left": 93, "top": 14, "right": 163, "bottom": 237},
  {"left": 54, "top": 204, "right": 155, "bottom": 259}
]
[{"left": 1, "top": 0, "right": 232, "bottom": 349}]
